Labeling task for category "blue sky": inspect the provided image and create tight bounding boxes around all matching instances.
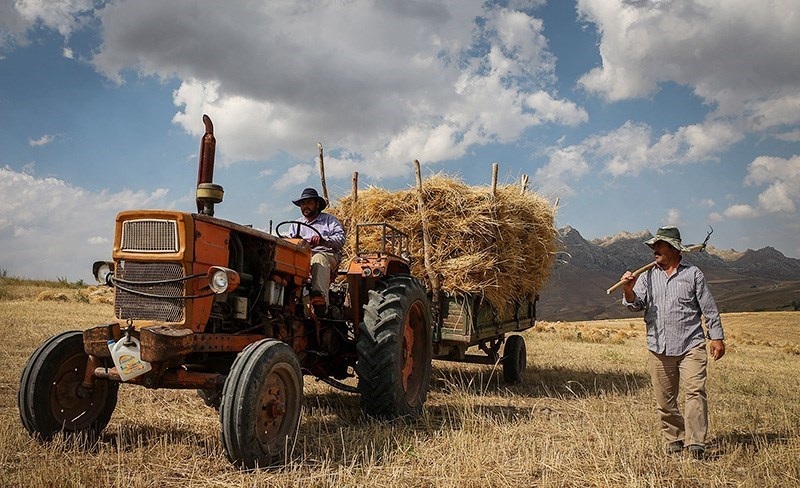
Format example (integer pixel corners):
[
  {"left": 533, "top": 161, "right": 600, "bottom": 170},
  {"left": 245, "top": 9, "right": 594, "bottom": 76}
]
[{"left": 1, "top": 0, "right": 799, "bottom": 282}]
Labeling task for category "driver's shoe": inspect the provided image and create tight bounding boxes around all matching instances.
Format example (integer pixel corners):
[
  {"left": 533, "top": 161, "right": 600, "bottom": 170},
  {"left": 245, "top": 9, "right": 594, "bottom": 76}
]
[{"left": 309, "top": 292, "right": 327, "bottom": 318}]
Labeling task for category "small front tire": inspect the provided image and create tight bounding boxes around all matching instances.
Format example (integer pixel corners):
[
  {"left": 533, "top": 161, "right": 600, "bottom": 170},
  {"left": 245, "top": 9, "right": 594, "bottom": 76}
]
[
  {"left": 219, "top": 339, "right": 303, "bottom": 469},
  {"left": 18, "top": 330, "right": 118, "bottom": 442}
]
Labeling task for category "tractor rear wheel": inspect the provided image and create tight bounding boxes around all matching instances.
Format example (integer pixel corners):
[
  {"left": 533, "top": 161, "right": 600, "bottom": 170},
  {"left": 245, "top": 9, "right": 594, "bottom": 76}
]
[
  {"left": 502, "top": 334, "right": 527, "bottom": 384},
  {"left": 356, "top": 274, "right": 432, "bottom": 418},
  {"left": 219, "top": 339, "right": 302, "bottom": 469},
  {"left": 18, "top": 330, "right": 118, "bottom": 442}
]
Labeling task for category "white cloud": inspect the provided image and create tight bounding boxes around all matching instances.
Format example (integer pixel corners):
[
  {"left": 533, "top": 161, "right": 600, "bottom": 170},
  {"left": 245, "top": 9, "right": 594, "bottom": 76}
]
[
  {"left": 663, "top": 209, "right": 682, "bottom": 227},
  {"left": 87, "top": 1, "right": 585, "bottom": 177},
  {"left": 12, "top": 0, "right": 95, "bottom": 38},
  {"left": 534, "top": 118, "right": 744, "bottom": 193},
  {"left": 723, "top": 204, "right": 760, "bottom": 219},
  {"left": 717, "top": 155, "right": 800, "bottom": 219},
  {"left": 699, "top": 198, "right": 715, "bottom": 208},
  {"left": 272, "top": 163, "right": 314, "bottom": 190},
  {"left": 28, "top": 134, "right": 54, "bottom": 146},
  {"left": 0, "top": 166, "right": 173, "bottom": 280},
  {"left": 533, "top": 145, "right": 590, "bottom": 197},
  {"left": 744, "top": 155, "right": 800, "bottom": 186},
  {"left": 576, "top": 0, "right": 800, "bottom": 124},
  {"left": 775, "top": 130, "right": 800, "bottom": 143}
]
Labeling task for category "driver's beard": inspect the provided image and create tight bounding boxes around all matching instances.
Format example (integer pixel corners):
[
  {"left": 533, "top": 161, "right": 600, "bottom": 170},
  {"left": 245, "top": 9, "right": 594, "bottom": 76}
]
[{"left": 302, "top": 208, "right": 319, "bottom": 220}]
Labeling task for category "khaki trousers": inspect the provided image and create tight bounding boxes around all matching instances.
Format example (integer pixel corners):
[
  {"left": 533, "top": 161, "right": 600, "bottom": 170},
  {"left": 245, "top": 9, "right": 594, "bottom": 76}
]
[
  {"left": 647, "top": 345, "right": 709, "bottom": 447},
  {"left": 311, "top": 251, "right": 339, "bottom": 303}
]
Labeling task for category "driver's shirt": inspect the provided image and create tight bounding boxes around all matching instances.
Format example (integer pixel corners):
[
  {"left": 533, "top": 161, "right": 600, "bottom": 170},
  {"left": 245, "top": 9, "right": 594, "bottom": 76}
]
[{"left": 296, "top": 212, "right": 346, "bottom": 260}]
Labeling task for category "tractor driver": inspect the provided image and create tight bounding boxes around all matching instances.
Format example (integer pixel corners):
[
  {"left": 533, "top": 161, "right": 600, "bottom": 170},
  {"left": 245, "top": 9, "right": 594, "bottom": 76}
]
[{"left": 291, "top": 188, "right": 346, "bottom": 316}]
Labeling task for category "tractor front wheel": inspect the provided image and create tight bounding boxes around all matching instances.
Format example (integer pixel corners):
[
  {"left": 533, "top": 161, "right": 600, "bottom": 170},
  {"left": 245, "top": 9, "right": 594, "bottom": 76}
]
[
  {"left": 356, "top": 274, "right": 433, "bottom": 418},
  {"left": 219, "top": 339, "right": 302, "bottom": 469},
  {"left": 18, "top": 330, "right": 119, "bottom": 443}
]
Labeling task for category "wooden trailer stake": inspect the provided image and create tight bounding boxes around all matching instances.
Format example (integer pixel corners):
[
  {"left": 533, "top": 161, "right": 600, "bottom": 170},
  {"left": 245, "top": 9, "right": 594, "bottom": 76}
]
[
  {"left": 413, "top": 159, "right": 441, "bottom": 308},
  {"left": 491, "top": 163, "right": 498, "bottom": 197},
  {"left": 317, "top": 142, "right": 329, "bottom": 203}
]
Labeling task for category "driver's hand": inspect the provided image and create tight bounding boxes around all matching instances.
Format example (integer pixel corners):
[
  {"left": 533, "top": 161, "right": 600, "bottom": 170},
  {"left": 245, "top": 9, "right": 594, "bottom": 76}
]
[{"left": 308, "top": 235, "right": 322, "bottom": 246}]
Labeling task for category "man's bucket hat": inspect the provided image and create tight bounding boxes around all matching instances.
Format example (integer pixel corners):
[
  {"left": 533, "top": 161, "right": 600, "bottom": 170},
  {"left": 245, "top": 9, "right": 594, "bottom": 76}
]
[
  {"left": 292, "top": 188, "right": 327, "bottom": 211},
  {"left": 644, "top": 226, "right": 690, "bottom": 252}
]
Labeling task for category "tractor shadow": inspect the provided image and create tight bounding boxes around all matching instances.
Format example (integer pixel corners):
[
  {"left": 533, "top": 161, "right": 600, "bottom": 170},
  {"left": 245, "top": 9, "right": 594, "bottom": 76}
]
[
  {"left": 429, "top": 362, "right": 651, "bottom": 399},
  {"left": 98, "top": 424, "right": 219, "bottom": 455},
  {"left": 295, "top": 364, "right": 652, "bottom": 467},
  {"left": 82, "top": 365, "right": 650, "bottom": 467}
]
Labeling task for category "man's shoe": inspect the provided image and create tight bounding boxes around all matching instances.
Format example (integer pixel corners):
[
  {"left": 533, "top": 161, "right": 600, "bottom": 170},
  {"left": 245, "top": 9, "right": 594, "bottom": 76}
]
[
  {"left": 666, "top": 441, "right": 684, "bottom": 454},
  {"left": 687, "top": 444, "right": 705, "bottom": 459}
]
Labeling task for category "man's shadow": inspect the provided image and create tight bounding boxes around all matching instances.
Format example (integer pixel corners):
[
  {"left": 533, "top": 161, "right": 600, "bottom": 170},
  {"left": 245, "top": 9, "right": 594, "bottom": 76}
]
[{"left": 704, "top": 431, "right": 792, "bottom": 459}]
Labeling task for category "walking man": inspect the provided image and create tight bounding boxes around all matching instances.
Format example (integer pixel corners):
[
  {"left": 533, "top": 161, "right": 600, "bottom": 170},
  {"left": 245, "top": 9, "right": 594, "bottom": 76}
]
[{"left": 619, "top": 226, "right": 725, "bottom": 459}]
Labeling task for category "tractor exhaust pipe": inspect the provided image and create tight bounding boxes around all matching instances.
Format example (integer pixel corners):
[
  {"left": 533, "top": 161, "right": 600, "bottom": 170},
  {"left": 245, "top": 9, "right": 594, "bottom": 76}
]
[{"left": 196, "top": 114, "right": 224, "bottom": 216}]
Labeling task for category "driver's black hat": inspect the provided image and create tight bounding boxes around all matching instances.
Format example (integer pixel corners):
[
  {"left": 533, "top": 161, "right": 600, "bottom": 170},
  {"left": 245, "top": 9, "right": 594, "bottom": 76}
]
[{"left": 292, "top": 188, "right": 327, "bottom": 210}]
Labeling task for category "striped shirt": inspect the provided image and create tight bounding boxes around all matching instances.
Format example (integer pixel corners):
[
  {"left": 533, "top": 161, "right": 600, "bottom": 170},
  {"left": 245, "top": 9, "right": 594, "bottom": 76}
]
[{"left": 623, "top": 261, "right": 724, "bottom": 356}]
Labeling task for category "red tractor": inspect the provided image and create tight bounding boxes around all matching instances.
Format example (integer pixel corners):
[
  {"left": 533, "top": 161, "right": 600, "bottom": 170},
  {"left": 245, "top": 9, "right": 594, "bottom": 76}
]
[{"left": 18, "top": 116, "right": 536, "bottom": 469}]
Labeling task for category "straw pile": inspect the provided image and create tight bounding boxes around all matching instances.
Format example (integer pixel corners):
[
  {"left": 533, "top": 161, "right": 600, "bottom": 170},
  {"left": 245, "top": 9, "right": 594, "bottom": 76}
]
[{"left": 329, "top": 174, "right": 559, "bottom": 310}]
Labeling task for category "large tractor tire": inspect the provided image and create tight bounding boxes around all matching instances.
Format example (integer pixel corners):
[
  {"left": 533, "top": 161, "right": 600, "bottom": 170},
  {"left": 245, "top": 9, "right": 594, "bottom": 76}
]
[
  {"left": 502, "top": 334, "right": 527, "bottom": 384},
  {"left": 18, "top": 330, "right": 118, "bottom": 442},
  {"left": 356, "top": 274, "right": 433, "bottom": 418},
  {"left": 219, "top": 339, "right": 303, "bottom": 469}
]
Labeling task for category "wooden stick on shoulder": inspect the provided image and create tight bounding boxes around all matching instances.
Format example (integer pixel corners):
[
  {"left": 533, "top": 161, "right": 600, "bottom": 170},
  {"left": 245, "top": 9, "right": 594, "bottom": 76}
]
[
  {"left": 606, "top": 261, "right": 656, "bottom": 295},
  {"left": 606, "top": 244, "right": 706, "bottom": 295}
]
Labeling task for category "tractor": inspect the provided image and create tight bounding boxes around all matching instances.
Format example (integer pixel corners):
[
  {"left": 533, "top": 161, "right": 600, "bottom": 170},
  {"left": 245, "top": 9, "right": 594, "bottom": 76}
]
[{"left": 18, "top": 115, "right": 536, "bottom": 469}]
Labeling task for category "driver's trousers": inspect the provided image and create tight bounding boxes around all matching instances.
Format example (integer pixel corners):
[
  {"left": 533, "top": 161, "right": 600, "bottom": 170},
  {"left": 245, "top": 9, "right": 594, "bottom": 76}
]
[{"left": 311, "top": 251, "right": 339, "bottom": 303}]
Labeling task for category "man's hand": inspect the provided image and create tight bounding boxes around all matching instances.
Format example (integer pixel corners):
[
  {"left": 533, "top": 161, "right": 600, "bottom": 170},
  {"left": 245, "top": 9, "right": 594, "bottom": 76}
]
[
  {"left": 620, "top": 271, "right": 637, "bottom": 302},
  {"left": 308, "top": 235, "right": 322, "bottom": 246},
  {"left": 709, "top": 339, "right": 726, "bottom": 361},
  {"left": 620, "top": 271, "right": 636, "bottom": 292}
]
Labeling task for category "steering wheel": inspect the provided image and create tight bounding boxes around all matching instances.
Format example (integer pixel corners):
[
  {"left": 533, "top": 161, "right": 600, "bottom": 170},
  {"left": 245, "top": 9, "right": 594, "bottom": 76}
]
[{"left": 275, "top": 220, "right": 323, "bottom": 242}]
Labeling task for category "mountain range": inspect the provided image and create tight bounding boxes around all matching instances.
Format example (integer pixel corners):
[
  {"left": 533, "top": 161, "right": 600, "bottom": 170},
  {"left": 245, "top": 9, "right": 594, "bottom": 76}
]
[{"left": 537, "top": 227, "right": 800, "bottom": 321}]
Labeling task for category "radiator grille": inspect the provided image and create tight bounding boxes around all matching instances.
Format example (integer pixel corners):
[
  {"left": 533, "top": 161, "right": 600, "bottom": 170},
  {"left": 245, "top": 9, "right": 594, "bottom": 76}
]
[
  {"left": 114, "top": 261, "right": 185, "bottom": 322},
  {"left": 121, "top": 219, "right": 179, "bottom": 253}
]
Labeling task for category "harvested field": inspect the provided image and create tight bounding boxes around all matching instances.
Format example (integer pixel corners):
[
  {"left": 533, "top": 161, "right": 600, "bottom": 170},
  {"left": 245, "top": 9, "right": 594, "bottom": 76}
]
[
  {"left": 330, "top": 175, "right": 559, "bottom": 310},
  {"left": 1, "top": 279, "right": 798, "bottom": 487}
]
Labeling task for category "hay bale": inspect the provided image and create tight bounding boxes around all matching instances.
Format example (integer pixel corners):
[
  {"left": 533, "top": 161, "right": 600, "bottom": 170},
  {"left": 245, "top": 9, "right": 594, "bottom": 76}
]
[
  {"left": 35, "top": 291, "right": 72, "bottom": 302},
  {"left": 329, "top": 174, "right": 558, "bottom": 310},
  {"left": 82, "top": 285, "right": 114, "bottom": 305}
]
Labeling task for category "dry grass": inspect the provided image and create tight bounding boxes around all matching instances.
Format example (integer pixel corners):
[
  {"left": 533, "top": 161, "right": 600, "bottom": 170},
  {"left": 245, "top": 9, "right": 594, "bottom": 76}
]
[
  {"left": 329, "top": 175, "right": 559, "bottom": 310},
  {"left": 1, "top": 282, "right": 798, "bottom": 487}
]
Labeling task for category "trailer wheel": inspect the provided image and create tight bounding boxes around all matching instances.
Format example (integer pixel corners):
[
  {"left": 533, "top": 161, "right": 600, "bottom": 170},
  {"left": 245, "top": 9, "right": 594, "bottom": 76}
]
[
  {"left": 18, "top": 330, "right": 118, "bottom": 442},
  {"left": 220, "top": 339, "right": 302, "bottom": 469},
  {"left": 356, "top": 274, "right": 432, "bottom": 418},
  {"left": 502, "top": 335, "right": 527, "bottom": 384}
]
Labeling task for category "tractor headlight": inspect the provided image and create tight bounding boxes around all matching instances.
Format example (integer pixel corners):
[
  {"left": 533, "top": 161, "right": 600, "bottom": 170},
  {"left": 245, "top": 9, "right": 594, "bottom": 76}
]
[
  {"left": 92, "top": 261, "right": 114, "bottom": 286},
  {"left": 207, "top": 267, "right": 240, "bottom": 294}
]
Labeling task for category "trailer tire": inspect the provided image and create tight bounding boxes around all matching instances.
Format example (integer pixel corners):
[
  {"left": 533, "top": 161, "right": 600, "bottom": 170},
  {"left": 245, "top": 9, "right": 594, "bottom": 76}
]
[
  {"left": 219, "top": 339, "right": 302, "bottom": 469},
  {"left": 18, "top": 330, "right": 118, "bottom": 443},
  {"left": 356, "top": 274, "right": 432, "bottom": 418},
  {"left": 502, "top": 334, "right": 527, "bottom": 384}
]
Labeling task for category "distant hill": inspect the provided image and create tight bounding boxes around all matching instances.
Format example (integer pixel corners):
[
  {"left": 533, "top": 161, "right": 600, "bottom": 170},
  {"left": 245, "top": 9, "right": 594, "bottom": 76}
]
[{"left": 537, "top": 227, "right": 800, "bottom": 321}]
